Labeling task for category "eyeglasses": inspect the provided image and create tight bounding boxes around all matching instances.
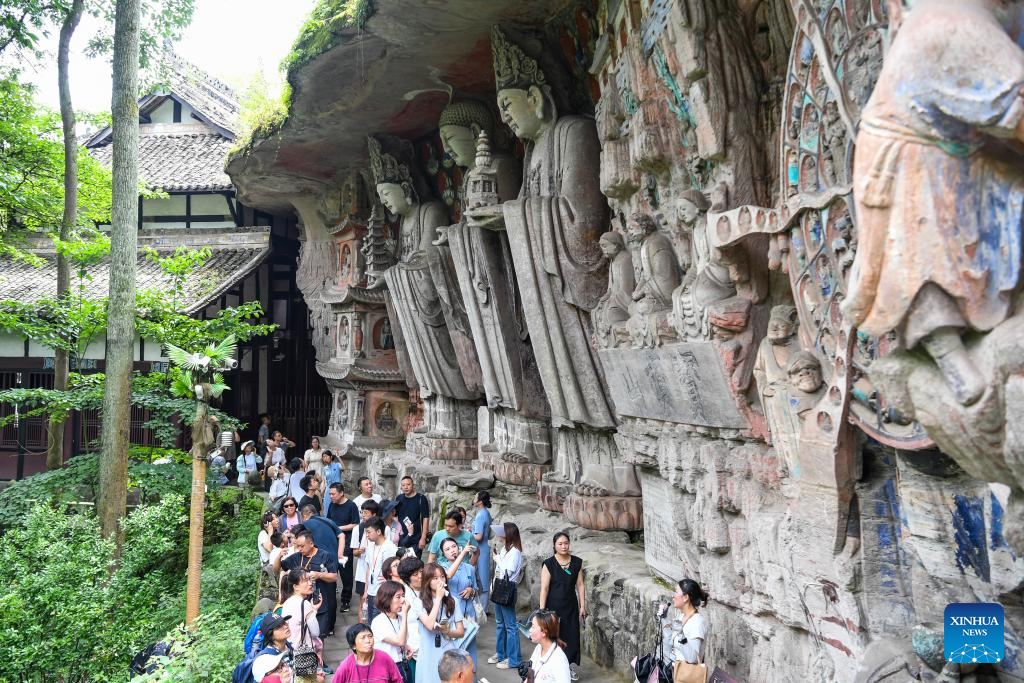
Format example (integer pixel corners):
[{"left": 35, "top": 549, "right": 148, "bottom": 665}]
[{"left": 283, "top": 503, "right": 296, "bottom": 508}]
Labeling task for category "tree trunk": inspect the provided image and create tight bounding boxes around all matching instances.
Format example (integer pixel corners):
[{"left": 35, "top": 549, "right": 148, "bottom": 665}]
[
  {"left": 47, "top": 0, "right": 85, "bottom": 472},
  {"left": 185, "top": 394, "right": 214, "bottom": 624},
  {"left": 97, "top": 0, "right": 141, "bottom": 548}
]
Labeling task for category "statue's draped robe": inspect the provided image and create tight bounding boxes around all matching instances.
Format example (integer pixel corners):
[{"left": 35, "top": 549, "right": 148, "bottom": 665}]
[
  {"left": 846, "top": 4, "right": 1024, "bottom": 345},
  {"left": 753, "top": 339, "right": 802, "bottom": 476},
  {"left": 385, "top": 201, "right": 479, "bottom": 400},
  {"left": 449, "top": 155, "right": 548, "bottom": 418},
  {"left": 596, "top": 250, "right": 635, "bottom": 330},
  {"left": 501, "top": 116, "right": 615, "bottom": 429},
  {"left": 636, "top": 232, "right": 679, "bottom": 308}
]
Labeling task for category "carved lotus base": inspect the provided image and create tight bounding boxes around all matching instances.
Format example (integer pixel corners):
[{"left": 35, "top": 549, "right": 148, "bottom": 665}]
[
  {"left": 493, "top": 459, "right": 552, "bottom": 488},
  {"left": 477, "top": 446, "right": 497, "bottom": 470},
  {"left": 537, "top": 477, "right": 572, "bottom": 513},
  {"left": 410, "top": 435, "right": 478, "bottom": 463},
  {"left": 562, "top": 493, "right": 644, "bottom": 532}
]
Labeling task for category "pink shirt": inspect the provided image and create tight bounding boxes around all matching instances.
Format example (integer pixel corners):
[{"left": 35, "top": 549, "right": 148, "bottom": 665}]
[{"left": 331, "top": 651, "right": 403, "bottom": 683}]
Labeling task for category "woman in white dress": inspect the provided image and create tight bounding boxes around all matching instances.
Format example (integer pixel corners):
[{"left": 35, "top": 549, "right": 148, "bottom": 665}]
[{"left": 303, "top": 436, "right": 324, "bottom": 477}]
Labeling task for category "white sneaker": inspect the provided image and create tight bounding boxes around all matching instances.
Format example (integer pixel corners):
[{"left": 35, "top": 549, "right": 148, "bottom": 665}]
[
  {"left": 486, "top": 654, "right": 501, "bottom": 665},
  {"left": 495, "top": 660, "right": 512, "bottom": 670},
  {"left": 569, "top": 665, "right": 580, "bottom": 681}
]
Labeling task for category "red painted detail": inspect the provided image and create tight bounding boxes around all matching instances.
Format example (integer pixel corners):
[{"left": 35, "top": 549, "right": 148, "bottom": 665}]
[{"left": 820, "top": 636, "right": 853, "bottom": 656}]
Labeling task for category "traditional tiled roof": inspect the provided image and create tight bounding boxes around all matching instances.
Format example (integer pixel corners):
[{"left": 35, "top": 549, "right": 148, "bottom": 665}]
[
  {"left": 0, "top": 228, "right": 270, "bottom": 315},
  {"left": 161, "top": 54, "right": 239, "bottom": 137},
  {"left": 316, "top": 359, "right": 405, "bottom": 386},
  {"left": 85, "top": 52, "right": 240, "bottom": 146},
  {"left": 90, "top": 128, "right": 234, "bottom": 192}
]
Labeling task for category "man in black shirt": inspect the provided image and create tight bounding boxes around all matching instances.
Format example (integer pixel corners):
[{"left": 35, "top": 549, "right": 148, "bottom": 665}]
[
  {"left": 325, "top": 482, "right": 360, "bottom": 613},
  {"left": 275, "top": 529, "right": 338, "bottom": 635},
  {"left": 394, "top": 475, "right": 430, "bottom": 557},
  {"left": 297, "top": 474, "right": 322, "bottom": 515}
]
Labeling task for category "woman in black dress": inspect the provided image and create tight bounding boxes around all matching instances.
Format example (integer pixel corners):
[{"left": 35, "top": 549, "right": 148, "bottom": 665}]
[{"left": 538, "top": 532, "right": 586, "bottom": 679}]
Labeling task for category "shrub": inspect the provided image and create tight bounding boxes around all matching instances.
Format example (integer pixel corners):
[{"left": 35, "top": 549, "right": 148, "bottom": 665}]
[
  {"left": 0, "top": 497, "right": 187, "bottom": 682},
  {"left": 132, "top": 611, "right": 245, "bottom": 683}
]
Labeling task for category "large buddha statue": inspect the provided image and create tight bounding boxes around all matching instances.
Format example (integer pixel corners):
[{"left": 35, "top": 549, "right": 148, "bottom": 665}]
[
  {"left": 440, "top": 99, "right": 552, "bottom": 473},
  {"left": 467, "top": 27, "right": 642, "bottom": 528},
  {"left": 370, "top": 136, "right": 481, "bottom": 453}
]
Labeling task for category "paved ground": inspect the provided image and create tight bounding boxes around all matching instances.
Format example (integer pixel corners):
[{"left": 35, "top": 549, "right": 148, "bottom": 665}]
[{"left": 320, "top": 602, "right": 611, "bottom": 682}]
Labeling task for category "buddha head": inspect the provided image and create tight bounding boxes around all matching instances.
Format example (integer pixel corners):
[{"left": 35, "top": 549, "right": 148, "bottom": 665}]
[
  {"left": 492, "top": 26, "right": 553, "bottom": 142},
  {"left": 367, "top": 136, "right": 416, "bottom": 216},
  {"left": 626, "top": 212, "right": 658, "bottom": 245},
  {"left": 599, "top": 231, "right": 625, "bottom": 259},
  {"left": 678, "top": 189, "right": 710, "bottom": 226},
  {"left": 767, "top": 305, "right": 798, "bottom": 345},
  {"left": 439, "top": 100, "right": 494, "bottom": 169},
  {"left": 787, "top": 350, "right": 824, "bottom": 394}
]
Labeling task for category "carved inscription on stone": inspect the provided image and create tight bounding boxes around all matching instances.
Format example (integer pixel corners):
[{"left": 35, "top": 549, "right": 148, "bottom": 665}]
[{"left": 598, "top": 344, "right": 746, "bottom": 429}]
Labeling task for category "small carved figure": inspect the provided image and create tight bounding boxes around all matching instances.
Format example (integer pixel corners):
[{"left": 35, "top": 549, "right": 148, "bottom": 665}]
[
  {"left": 821, "top": 101, "right": 846, "bottom": 185},
  {"left": 842, "top": 0, "right": 1024, "bottom": 406},
  {"left": 753, "top": 305, "right": 803, "bottom": 472},
  {"left": 627, "top": 212, "right": 680, "bottom": 313},
  {"left": 787, "top": 350, "right": 825, "bottom": 418},
  {"left": 334, "top": 390, "right": 349, "bottom": 432},
  {"left": 593, "top": 231, "right": 634, "bottom": 347},
  {"left": 338, "top": 316, "right": 350, "bottom": 353}
]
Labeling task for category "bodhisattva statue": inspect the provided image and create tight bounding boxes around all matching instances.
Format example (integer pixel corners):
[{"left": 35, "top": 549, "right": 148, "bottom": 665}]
[
  {"left": 369, "top": 136, "right": 480, "bottom": 446},
  {"left": 593, "top": 231, "right": 634, "bottom": 348},
  {"left": 627, "top": 213, "right": 680, "bottom": 313},
  {"left": 466, "top": 27, "right": 642, "bottom": 518},
  {"left": 672, "top": 189, "right": 735, "bottom": 340},
  {"left": 753, "top": 305, "right": 803, "bottom": 475},
  {"left": 439, "top": 99, "right": 552, "bottom": 469},
  {"left": 841, "top": 0, "right": 1024, "bottom": 407}
]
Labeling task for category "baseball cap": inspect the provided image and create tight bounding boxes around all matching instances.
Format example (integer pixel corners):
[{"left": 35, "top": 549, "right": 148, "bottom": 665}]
[
  {"left": 252, "top": 652, "right": 286, "bottom": 681},
  {"left": 259, "top": 612, "right": 291, "bottom": 635}
]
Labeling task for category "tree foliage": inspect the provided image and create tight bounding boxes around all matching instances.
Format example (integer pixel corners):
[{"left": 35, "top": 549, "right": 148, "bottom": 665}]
[{"left": 0, "top": 74, "right": 113, "bottom": 260}]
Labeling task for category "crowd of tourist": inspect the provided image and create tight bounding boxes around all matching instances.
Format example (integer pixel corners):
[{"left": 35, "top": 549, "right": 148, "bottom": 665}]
[{"left": 234, "top": 429, "right": 708, "bottom": 683}]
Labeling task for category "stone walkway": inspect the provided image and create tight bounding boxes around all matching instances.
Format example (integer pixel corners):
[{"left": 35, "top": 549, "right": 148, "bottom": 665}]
[{"left": 319, "top": 604, "right": 613, "bottom": 682}]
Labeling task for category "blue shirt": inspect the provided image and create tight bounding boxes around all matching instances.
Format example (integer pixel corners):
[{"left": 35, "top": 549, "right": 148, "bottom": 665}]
[{"left": 301, "top": 515, "right": 343, "bottom": 557}]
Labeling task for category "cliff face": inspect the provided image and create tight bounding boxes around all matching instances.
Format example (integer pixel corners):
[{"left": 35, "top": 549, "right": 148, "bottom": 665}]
[{"left": 227, "top": 0, "right": 1024, "bottom": 680}]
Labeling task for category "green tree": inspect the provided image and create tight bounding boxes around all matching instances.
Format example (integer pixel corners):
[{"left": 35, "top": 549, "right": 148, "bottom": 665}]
[{"left": 98, "top": 0, "right": 142, "bottom": 549}]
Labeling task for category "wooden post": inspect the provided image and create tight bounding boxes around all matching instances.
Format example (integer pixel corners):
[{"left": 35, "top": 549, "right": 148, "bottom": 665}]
[{"left": 185, "top": 386, "right": 216, "bottom": 624}]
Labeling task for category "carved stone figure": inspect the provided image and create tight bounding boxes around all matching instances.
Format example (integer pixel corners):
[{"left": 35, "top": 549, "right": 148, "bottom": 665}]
[
  {"left": 841, "top": 0, "right": 1024, "bottom": 407},
  {"left": 333, "top": 390, "right": 349, "bottom": 433},
  {"left": 786, "top": 350, "right": 824, "bottom": 417},
  {"left": 627, "top": 212, "right": 679, "bottom": 313},
  {"left": 441, "top": 100, "right": 551, "bottom": 473},
  {"left": 466, "top": 27, "right": 641, "bottom": 521},
  {"left": 753, "top": 305, "right": 802, "bottom": 474},
  {"left": 672, "top": 189, "right": 734, "bottom": 340},
  {"left": 593, "top": 231, "right": 633, "bottom": 348},
  {"left": 370, "top": 136, "right": 482, "bottom": 452}
]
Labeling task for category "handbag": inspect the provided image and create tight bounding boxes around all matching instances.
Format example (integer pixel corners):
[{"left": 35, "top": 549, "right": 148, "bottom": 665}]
[
  {"left": 454, "top": 617, "right": 480, "bottom": 650},
  {"left": 293, "top": 602, "right": 319, "bottom": 676},
  {"left": 491, "top": 570, "right": 516, "bottom": 607},
  {"left": 634, "top": 616, "right": 672, "bottom": 683},
  {"left": 671, "top": 612, "right": 707, "bottom": 683}
]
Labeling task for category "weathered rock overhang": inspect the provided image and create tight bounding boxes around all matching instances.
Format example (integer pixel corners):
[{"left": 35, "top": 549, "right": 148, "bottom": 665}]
[{"left": 226, "top": 0, "right": 568, "bottom": 212}]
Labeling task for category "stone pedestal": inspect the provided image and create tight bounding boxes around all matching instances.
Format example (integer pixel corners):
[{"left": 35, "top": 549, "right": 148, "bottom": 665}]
[
  {"left": 492, "top": 459, "right": 552, "bottom": 488},
  {"left": 489, "top": 407, "right": 552, "bottom": 484},
  {"left": 408, "top": 433, "right": 478, "bottom": 463},
  {"left": 563, "top": 492, "right": 643, "bottom": 531},
  {"left": 538, "top": 475, "right": 572, "bottom": 513}
]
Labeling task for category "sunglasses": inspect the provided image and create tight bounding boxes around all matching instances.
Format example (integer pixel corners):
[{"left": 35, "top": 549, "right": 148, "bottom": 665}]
[{"left": 283, "top": 503, "right": 296, "bottom": 508}]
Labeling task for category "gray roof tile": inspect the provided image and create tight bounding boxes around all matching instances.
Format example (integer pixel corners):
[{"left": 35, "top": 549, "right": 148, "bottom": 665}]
[
  {"left": 90, "top": 131, "right": 234, "bottom": 192},
  {"left": 0, "top": 228, "right": 270, "bottom": 314}
]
